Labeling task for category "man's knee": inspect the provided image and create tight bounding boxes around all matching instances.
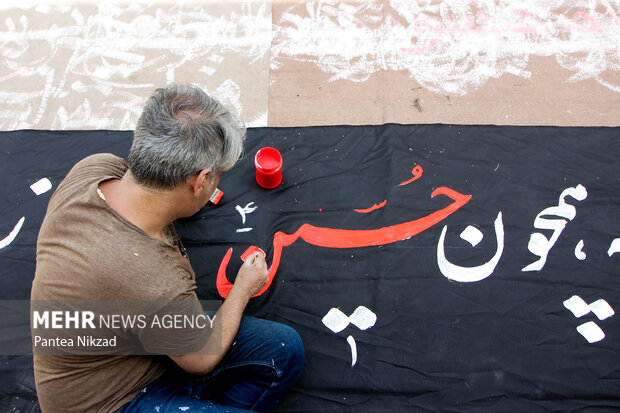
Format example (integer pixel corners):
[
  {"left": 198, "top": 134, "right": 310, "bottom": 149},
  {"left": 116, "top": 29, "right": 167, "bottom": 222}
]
[{"left": 272, "top": 323, "right": 304, "bottom": 383}]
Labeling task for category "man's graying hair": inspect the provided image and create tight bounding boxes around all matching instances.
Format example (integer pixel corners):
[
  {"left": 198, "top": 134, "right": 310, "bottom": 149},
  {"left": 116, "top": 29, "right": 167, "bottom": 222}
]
[{"left": 129, "top": 84, "right": 246, "bottom": 189}]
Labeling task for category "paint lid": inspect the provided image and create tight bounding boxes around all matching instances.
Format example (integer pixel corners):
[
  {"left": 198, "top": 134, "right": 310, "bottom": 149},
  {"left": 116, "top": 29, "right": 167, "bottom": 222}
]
[{"left": 255, "top": 147, "right": 282, "bottom": 172}]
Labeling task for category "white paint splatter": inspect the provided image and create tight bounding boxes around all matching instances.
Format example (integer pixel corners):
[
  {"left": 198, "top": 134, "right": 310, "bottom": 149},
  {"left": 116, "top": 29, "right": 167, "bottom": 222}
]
[
  {"left": 0, "top": 217, "right": 25, "bottom": 250},
  {"left": 30, "top": 177, "right": 52, "bottom": 195},
  {"left": 346, "top": 335, "right": 357, "bottom": 367},
  {"left": 574, "top": 239, "right": 586, "bottom": 260},
  {"left": 271, "top": 1, "right": 620, "bottom": 95},
  {"left": 178, "top": 407, "right": 189, "bottom": 412}
]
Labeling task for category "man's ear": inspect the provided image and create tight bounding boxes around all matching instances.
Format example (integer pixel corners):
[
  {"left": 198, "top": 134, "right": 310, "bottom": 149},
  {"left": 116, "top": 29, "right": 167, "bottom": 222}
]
[{"left": 187, "top": 168, "right": 212, "bottom": 197}]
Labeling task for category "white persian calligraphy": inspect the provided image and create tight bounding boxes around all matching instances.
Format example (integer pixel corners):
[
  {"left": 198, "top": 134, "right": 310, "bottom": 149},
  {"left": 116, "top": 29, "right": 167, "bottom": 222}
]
[
  {"left": 522, "top": 184, "right": 587, "bottom": 272},
  {"left": 437, "top": 212, "right": 504, "bottom": 283},
  {"left": 1, "top": 177, "right": 53, "bottom": 251},
  {"left": 0, "top": 217, "right": 25, "bottom": 250},
  {"left": 235, "top": 202, "right": 258, "bottom": 233},
  {"left": 574, "top": 239, "right": 586, "bottom": 260},
  {"left": 608, "top": 238, "right": 620, "bottom": 257},
  {"left": 322, "top": 306, "right": 376, "bottom": 367},
  {"left": 563, "top": 295, "right": 615, "bottom": 343},
  {"left": 29, "top": 177, "right": 52, "bottom": 195}
]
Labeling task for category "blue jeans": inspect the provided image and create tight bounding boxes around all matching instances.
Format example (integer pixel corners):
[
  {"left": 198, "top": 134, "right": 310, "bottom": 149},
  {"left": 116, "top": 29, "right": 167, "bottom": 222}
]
[{"left": 117, "top": 315, "right": 304, "bottom": 413}]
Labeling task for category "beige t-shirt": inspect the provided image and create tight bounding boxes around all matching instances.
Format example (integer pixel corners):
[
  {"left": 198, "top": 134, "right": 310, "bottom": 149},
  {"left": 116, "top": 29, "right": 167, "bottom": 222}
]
[{"left": 31, "top": 153, "right": 208, "bottom": 412}]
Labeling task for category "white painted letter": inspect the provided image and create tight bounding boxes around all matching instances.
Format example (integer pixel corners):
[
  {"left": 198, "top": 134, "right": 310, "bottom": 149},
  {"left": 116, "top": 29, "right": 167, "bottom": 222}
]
[{"left": 437, "top": 212, "right": 504, "bottom": 283}]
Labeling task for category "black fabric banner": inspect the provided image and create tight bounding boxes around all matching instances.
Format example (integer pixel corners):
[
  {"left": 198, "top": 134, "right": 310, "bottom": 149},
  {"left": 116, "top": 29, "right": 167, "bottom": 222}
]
[{"left": 1, "top": 125, "right": 619, "bottom": 412}]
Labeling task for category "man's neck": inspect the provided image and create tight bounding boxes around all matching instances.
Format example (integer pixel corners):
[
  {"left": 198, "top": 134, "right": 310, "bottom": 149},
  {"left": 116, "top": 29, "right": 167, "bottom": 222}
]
[{"left": 99, "top": 172, "right": 180, "bottom": 241}]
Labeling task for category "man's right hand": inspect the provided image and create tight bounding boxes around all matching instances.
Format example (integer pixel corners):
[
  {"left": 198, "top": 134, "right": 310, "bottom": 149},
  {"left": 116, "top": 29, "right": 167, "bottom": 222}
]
[
  {"left": 232, "top": 252, "right": 268, "bottom": 300},
  {"left": 170, "top": 251, "right": 269, "bottom": 375}
]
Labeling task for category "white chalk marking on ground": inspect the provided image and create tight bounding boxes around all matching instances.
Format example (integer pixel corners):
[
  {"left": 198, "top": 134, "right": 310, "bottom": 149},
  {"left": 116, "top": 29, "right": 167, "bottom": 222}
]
[
  {"left": 272, "top": 1, "right": 620, "bottom": 95},
  {"left": 0, "top": 2, "right": 271, "bottom": 129}
]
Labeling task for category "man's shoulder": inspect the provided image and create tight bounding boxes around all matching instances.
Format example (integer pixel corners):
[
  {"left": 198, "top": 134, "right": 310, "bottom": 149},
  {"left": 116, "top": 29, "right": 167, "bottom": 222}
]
[
  {"left": 47, "top": 153, "right": 127, "bottom": 206},
  {"left": 68, "top": 153, "right": 127, "bottom": 179}
]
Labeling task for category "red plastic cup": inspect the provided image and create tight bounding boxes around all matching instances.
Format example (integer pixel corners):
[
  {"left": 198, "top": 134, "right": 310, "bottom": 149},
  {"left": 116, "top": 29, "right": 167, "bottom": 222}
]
[{"left": 255, "top": 147, "right": 283, "bottom": 189}]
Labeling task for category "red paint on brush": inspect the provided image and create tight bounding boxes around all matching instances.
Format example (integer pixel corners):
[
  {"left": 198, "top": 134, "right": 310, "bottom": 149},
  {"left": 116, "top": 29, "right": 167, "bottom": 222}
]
[{"left": 240, "top": 246, "right": 266, "bottom": 261}]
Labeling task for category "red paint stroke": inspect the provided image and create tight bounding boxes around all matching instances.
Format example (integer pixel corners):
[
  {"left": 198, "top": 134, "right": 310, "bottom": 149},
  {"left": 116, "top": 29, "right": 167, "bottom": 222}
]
[
  {"left": 399, "top": 165, "right": 424, "bottom": 186},
  {"left": 354, "top": 200, "right": 387, "bottom": 214},
  {"left": 240, "top": 246, "right": 265, "bottom": 261},
  {"left": 217, "top": 186, "right": 471, "bottom": 298}
]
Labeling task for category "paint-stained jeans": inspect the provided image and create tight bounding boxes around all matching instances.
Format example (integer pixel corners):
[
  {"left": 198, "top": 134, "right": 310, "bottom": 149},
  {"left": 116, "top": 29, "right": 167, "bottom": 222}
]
[{"left": 117, "top": 315, "right": 304, "bottom": 413}]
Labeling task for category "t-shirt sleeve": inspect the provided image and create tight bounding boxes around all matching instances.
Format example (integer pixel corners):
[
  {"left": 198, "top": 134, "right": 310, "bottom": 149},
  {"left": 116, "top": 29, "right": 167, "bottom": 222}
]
[{"left": 135, "top": 292, "right": 213, "bottom": 355}]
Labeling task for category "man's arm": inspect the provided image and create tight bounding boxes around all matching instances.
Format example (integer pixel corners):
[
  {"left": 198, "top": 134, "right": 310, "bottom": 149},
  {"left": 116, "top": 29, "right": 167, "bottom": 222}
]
[{"left": 169, "top": 252, "right": 268, "bottom": 375}]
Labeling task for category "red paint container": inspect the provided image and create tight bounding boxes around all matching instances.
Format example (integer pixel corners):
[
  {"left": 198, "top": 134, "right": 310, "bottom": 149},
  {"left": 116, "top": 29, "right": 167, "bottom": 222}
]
[{"left": 255, "top": 147, "right": 283, "bottom": 189}]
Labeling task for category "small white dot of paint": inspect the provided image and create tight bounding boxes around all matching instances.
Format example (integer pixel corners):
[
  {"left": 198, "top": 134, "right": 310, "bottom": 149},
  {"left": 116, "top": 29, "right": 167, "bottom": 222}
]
[{"left": 134, "top": 252, "right": 139, "bottom": 257}]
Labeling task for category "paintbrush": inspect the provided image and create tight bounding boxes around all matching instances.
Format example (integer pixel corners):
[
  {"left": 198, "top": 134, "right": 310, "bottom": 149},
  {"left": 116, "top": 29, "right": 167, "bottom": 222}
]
[{"left": 209, "top": 188, "right": 223, "bottom": 205}]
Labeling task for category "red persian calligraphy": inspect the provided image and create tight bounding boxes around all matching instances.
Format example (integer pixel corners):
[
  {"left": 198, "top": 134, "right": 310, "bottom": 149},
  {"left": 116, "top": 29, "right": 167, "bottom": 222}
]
[{"left": 217, "top": 185, "right": 471, "bottom": 298}]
